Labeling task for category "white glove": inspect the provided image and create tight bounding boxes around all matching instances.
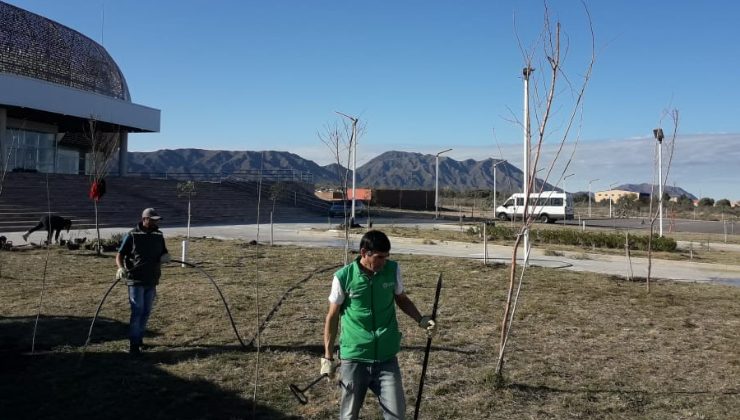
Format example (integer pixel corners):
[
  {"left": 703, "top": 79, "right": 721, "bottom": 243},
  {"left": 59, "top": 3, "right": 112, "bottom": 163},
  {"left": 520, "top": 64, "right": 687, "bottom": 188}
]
[
  {"left": 116, "top": 267, "right": 128, "bottom": 280},
  {"left": 160, "top": 253, "right": 172, "bottom": 263},
  {"left": 320, "top": 357, "right": 338, "bottom": 379},
  {"left": 419, "top": 315, "right": 437, "bottom": 338}
]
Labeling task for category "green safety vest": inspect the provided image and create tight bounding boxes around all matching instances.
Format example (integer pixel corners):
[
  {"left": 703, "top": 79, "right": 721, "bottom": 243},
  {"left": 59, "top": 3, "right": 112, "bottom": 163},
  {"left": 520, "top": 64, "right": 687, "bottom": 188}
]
[{"left": 337, "top": 257, "right": 402, "bottom": 362}]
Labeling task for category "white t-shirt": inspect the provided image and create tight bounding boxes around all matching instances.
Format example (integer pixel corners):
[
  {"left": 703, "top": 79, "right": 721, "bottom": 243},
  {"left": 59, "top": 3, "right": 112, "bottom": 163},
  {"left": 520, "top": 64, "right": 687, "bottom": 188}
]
[{"left": 328, "top": 264, "right": 405, "bottom": 305}]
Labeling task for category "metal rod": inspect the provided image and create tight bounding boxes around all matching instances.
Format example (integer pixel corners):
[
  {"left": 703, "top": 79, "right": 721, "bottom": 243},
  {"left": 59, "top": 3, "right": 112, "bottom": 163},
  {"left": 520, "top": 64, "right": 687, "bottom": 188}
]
[{"left": 413, "top": 273, "right": 443, "bottom": 420}]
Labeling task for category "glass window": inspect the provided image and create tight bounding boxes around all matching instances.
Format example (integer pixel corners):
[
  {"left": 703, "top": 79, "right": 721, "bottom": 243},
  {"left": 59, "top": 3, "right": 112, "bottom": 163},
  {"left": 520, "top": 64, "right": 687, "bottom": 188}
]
[
  {"left": 57, "top": 148, "right": 80, "bottom": 174},
  {"left": 5, "top": 128, "right": 57, "bottom": 173}
]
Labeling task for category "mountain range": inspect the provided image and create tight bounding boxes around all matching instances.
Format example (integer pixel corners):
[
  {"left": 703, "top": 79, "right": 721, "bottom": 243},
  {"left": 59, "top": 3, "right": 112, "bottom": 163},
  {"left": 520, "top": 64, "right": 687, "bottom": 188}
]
[{"left": 121, "top": 149, "right": 695, "bottom": 198}]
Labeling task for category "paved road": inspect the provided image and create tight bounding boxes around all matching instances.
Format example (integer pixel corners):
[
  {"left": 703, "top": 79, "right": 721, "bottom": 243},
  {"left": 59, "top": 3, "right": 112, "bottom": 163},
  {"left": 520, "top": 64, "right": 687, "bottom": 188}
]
[
  {"left": 5, "top": 219, "right": 739, "bottom": 286},
  {"left": 561, "top": 216, "right": 739, "bottom": 235}
]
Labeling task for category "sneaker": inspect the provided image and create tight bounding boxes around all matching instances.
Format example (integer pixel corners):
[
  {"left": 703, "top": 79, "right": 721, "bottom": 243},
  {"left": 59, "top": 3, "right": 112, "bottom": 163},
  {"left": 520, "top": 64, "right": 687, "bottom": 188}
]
[{"left": 22, "top": 232, "right": 29, "bottom": 242}]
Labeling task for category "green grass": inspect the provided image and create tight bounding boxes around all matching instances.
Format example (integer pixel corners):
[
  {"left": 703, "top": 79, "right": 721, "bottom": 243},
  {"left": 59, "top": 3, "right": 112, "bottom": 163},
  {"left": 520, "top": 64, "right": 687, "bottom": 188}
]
[{"left": 1, "top": 237, "right": 738, "bottom": 419}]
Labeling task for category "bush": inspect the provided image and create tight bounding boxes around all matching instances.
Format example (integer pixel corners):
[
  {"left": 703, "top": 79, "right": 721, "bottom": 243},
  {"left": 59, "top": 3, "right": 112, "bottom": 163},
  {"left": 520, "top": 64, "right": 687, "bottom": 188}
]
[{"left": 529, "top": 228, "right": 677, "bottom": 252}]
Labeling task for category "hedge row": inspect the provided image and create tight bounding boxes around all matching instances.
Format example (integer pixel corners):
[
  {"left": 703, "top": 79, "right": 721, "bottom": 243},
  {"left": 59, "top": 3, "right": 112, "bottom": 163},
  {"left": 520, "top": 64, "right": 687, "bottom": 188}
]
[{"left": 471, "top": 223, "right": 677, "bottom": 252}]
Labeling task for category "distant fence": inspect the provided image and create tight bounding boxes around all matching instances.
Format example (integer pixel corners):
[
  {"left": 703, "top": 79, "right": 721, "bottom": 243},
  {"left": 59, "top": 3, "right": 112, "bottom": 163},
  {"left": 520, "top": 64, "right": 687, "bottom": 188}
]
[
  {"left": 374, "top": 189, "right": 435, "bottom": 210},
  {"left": 125, "top": 169, "right": 314, "bottom": 183}
]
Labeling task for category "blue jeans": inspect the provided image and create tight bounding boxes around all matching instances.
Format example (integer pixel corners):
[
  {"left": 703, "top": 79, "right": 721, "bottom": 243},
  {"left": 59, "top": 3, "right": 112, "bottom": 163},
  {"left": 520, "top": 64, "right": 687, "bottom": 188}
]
[
  {"left": 339, "top": 357, "right": 405, "bottom": 420},
  {"left": 128, "top": 286, "right": 156, "bottom": 345}
]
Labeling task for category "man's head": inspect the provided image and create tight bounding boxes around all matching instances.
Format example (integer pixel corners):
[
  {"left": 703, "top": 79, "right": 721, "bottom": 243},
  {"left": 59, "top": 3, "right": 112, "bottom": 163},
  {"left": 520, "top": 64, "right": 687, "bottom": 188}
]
[
  {"left": 359, "top": 230, "right": 391, "bottom": 273},
  {"left": 141, "top": 208, "right": 162, "bottom": 230},
  {"left": 63, "top": 218, "right": 72, "bottom": 232}
]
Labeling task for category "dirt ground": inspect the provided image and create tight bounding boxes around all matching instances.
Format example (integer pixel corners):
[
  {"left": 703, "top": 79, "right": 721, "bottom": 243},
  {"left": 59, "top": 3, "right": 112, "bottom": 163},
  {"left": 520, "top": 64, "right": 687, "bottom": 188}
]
[{"left": 1, "top": 237, "right": 738, "bottom": 419}]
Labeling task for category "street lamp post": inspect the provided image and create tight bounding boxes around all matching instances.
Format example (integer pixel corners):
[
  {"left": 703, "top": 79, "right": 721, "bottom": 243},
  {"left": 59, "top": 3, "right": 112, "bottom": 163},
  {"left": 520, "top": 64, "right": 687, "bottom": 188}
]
[
  {"left": 608, "top": 182, "right": 618, "bottom": 218},
  {"left": 492, "top": 159, "right": 507, "bottom": 215},
  {"left": 588, "top": 178, "right": 599, "bottom": 218},
  {"left": 653, "top": 128, "right": 664, "bottom": 237},
  {"left": 522, "top": 66, "right": 534, "bottom": 265},
  {"left": 562, "top": 173, "right": 575, "bottom": 194},
  {"left": 435, "top": 148, "right": 452, "bottom": 219}
]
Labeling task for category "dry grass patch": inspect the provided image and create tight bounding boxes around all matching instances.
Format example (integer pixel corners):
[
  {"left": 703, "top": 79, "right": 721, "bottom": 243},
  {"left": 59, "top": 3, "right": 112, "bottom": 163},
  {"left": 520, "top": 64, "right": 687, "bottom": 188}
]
[{"left": 0, "top": 238, "right": 738, "bottom": 419}]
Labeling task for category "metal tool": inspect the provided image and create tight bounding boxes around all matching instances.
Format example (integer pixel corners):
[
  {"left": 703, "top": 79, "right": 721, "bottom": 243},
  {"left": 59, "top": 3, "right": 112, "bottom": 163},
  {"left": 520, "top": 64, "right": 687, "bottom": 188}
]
[
  {"left": 289, "top": 373, "right": 328, "bottom": 405},
  {"left": 413, "top": 272, "right": 443, "bottom": 420}
]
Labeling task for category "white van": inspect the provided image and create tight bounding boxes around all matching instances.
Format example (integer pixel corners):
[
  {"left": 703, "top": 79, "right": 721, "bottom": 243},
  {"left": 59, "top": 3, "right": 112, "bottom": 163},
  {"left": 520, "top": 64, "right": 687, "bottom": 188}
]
[{"left": 495, "top": 191, "right": 573, "bottom": 223}]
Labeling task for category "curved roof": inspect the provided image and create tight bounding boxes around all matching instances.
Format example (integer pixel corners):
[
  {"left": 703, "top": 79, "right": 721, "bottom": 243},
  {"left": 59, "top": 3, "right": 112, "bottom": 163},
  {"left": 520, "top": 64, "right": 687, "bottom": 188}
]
[{"left": 0, "top": 1, "right": 130, "bottom": 101}]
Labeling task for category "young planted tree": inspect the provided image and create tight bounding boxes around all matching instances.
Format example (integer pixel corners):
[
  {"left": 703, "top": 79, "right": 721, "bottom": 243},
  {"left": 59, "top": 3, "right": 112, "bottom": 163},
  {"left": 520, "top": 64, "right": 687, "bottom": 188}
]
[
  {"left": 318, "top": 113, "right": 365, "bottom": 264},
  {"left": 85, "top": 117, "right": 121, "bottom": 256},
  {"left": 495, "top": 3, "right": 595, "bottom": 379},
  {"left": 268, "top": 181, "right": 286, "bottom": 245},
  {"left": 177, "top": 181, "right": 196, "bottom": 265}
]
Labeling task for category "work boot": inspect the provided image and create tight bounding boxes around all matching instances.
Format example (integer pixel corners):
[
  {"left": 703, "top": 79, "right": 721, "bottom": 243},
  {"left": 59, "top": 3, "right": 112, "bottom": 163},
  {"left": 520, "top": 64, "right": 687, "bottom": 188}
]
[
  {"left": 128, "top": 340, "right": 141, "bottom": 355},
  {"left": 22, "top": 232, "right": 29, "bottom": 242}
]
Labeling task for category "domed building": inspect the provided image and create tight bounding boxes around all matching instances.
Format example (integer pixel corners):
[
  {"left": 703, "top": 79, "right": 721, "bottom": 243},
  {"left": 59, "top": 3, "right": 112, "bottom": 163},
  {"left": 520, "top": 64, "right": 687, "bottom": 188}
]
[{"left": 0, "top": 1, "right": 160, "bottom": 176}]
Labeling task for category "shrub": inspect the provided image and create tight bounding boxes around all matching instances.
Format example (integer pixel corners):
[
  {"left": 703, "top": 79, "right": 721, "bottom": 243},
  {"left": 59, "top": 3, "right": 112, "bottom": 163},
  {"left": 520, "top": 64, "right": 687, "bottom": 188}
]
[{"left": 529, "top": 228, "right": 677, "bottom": 252}]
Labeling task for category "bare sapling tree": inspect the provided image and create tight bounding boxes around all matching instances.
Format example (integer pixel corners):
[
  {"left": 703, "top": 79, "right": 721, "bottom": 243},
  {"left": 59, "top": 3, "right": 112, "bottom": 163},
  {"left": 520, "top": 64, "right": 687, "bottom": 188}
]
[
  {"left": 85, "top": 117, "right": 121, "bottom": 256},
  {"left": 269, "top": 181, "right": 286, "bottom": 245},
  {"left": 269, "top": 181, "right": 286, "bottom": 216},
  {"left": 645, "top": 109, "right": 679, "bottom": 292},
  {"left": 495, "top": 2, "right": 595, "bottom": 379},
  {"left": 0, "top": 130, "right": 16, "bottom": 276},
  {"left": 318, "top": 113, "right": 365, "bottom": 264},
  {"left": 256, "top": 151, "right": 265, "bottom": 243},
  {"left": 177, "top": 180, "right": 196, "bottom": 266}
]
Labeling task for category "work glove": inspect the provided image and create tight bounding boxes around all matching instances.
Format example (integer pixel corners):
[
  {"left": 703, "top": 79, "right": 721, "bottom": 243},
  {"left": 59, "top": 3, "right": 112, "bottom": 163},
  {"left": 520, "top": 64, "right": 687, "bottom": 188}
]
[
  {"left": 116, "top": 267, "right": 128, "bottom": 280},
  {"left": 160, "top": 253, "right": 172, "bottom": 263},
  {"left": 320, "top": 357, "right": 338, "bottom": 379},
  {"left": 419, "top": 315, "right": 437, "bottom": 338}
]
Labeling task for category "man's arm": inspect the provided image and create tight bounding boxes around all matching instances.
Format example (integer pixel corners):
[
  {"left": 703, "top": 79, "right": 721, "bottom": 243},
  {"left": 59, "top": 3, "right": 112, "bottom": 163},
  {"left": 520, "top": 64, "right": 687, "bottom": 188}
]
[
  {"left": 395, "top": 292, "right": 423, "bottom": 324},
  {"left": 323, "top": 303, "right": 341, "bottom": 359}
]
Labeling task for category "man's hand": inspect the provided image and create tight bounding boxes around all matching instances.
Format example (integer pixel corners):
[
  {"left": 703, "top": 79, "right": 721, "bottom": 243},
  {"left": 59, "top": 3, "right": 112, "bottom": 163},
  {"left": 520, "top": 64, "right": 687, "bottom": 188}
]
[
  {"left": 320, "top": 357, "right": 338, "bottom": 379},
  {"left": 116, "top": 267, "right": 128, "bottom": 280},
  {"left": 419, "top": 315, "right": 437, "bottom": 338},
  {"left": 160, "top": 253, "right": 172, "bottom": 263}
]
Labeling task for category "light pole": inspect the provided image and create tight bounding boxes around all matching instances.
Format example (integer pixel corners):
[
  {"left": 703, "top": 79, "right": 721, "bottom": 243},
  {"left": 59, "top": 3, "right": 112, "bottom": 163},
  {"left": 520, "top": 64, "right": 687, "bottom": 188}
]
[
  {"left": 492, "top": 159, "right": 507, "bottom": 214},
  {"left": 608, "top": 181, "right": 618, "bottom": 218},
  {"left": 562, "top": 173, "right": 575, "bottom": 194},
  {"left": 653, "top": 128, "right": 664, "bottom": 237},
  {"left": 435, "top": 148, "right": 452, "bottom": 219},
  {"left": 522, "top": 66, "right": 534, "bottom": 265},
  {"left": 588, "top": 178, "right": 599, "bottom": 218}
]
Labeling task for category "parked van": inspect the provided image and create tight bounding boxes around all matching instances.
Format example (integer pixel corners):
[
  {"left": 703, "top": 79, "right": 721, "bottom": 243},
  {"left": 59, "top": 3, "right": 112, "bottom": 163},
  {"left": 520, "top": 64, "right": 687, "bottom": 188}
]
[{"left": 495, "top": 191, "right": 573, "bottom": 223}]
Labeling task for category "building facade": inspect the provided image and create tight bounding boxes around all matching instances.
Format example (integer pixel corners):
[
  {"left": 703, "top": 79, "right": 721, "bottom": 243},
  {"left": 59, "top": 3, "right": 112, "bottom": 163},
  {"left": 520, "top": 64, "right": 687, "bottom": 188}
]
[
  {"left": 0, "top": 1, "right": 159, "bottom": 176},
  {"left": 594, "top": 189, "right": 641, "bottom": 203}
]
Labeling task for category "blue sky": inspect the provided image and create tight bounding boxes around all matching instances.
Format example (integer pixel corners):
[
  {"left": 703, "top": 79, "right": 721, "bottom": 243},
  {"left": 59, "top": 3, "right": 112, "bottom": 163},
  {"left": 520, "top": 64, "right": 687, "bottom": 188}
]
[{"left": 7, "top": 0, "right": 740, "bottom": 199}]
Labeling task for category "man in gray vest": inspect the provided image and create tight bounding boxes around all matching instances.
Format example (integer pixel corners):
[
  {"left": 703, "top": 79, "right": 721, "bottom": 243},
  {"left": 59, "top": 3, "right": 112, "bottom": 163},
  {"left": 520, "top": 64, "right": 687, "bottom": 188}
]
[{"left": 115, "top": 208, "right": 170, "bottom": 355}]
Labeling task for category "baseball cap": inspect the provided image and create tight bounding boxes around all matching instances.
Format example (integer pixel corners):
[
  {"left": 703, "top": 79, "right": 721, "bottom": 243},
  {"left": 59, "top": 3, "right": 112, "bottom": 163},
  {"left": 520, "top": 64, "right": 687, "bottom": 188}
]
[{"left": 141, "top": 208, "right": 162, "bottom": 220}]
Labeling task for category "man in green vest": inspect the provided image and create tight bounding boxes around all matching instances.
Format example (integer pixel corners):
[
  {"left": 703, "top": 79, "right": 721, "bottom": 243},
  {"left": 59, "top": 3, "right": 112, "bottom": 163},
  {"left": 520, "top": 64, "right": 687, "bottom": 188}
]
[{"left": 322, "top": 230, "right": 437, "bottom": 419}]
